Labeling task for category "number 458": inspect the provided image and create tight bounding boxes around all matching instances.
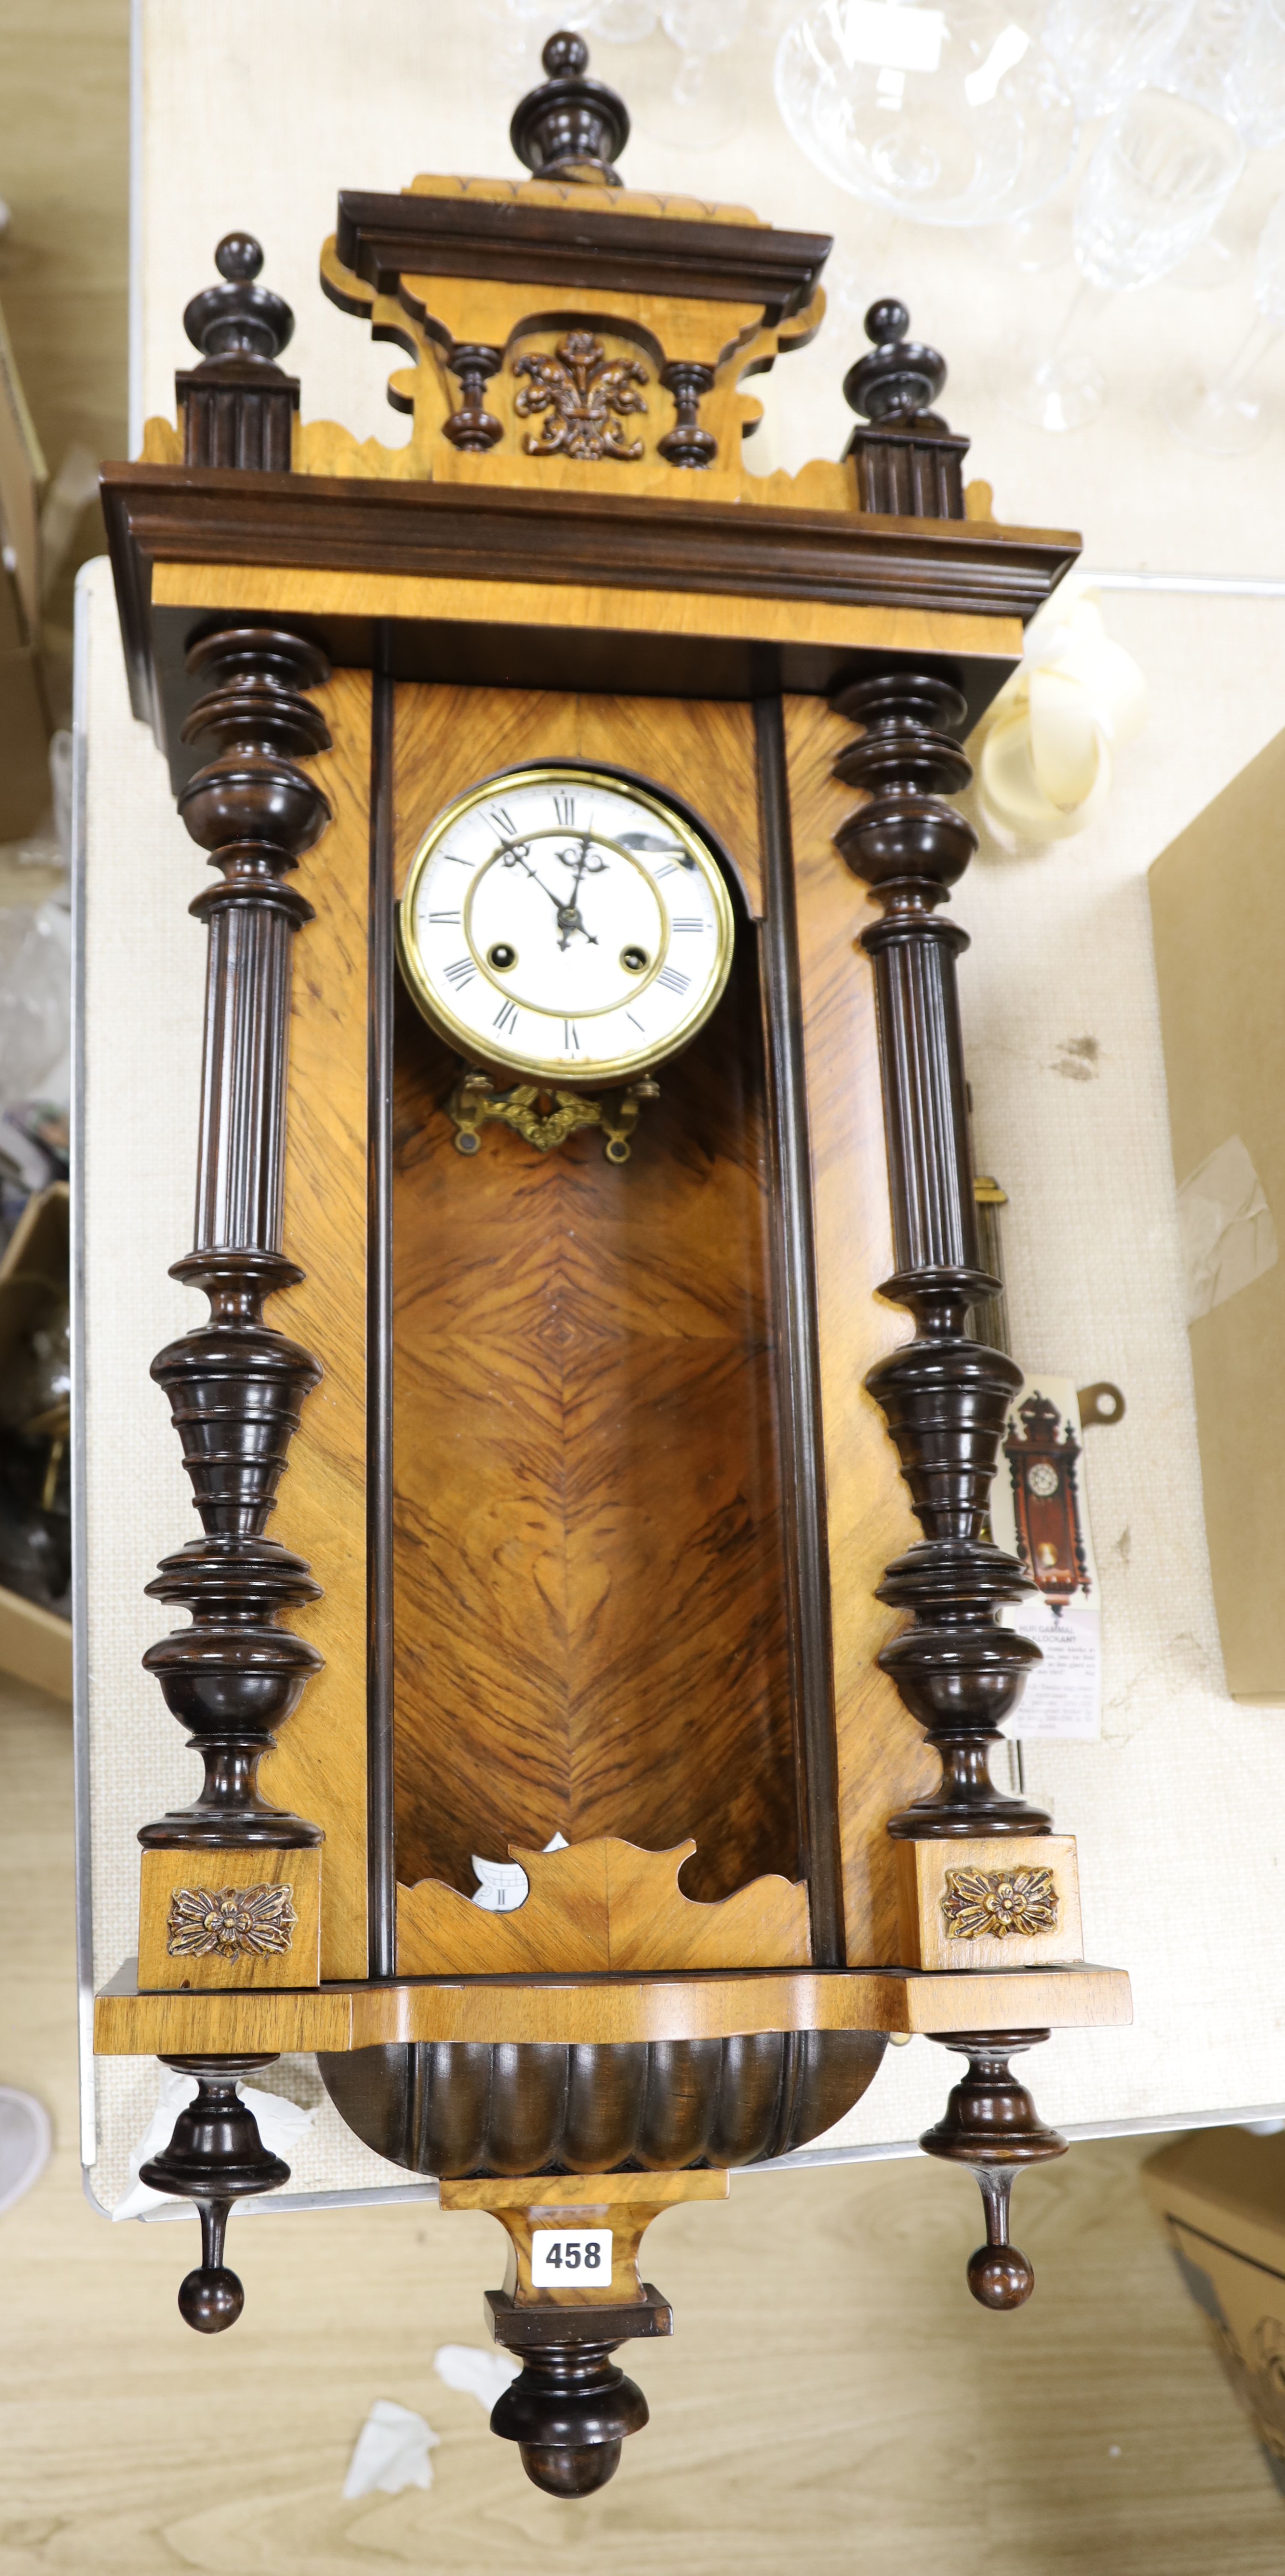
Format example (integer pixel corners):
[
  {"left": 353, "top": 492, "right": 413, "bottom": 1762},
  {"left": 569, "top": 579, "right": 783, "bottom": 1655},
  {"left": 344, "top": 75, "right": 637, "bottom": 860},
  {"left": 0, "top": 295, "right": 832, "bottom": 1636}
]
[{"left": 532, "top": 2229, "right": 612, "bottom": 2285}]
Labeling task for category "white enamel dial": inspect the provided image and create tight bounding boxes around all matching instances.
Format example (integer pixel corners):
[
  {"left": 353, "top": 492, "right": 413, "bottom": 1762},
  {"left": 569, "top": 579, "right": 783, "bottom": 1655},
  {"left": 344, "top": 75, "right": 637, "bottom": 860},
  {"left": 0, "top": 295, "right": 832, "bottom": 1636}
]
[{"left": 397, "top": 765, "right": 735, "bottom": 1082}]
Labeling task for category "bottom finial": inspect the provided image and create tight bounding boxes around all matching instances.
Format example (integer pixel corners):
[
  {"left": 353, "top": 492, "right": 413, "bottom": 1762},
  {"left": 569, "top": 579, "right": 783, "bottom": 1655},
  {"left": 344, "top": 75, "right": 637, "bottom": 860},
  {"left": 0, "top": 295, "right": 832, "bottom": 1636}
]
[
  {"left": 492, "top": 2339, "right": 649, "bottom": 2495},
  {"left": 920, "top": 2029, "right": 1067, "bottom": 2309},
  {"left": 139, "top": 2053, "right": 291, "bottom": 2332}
]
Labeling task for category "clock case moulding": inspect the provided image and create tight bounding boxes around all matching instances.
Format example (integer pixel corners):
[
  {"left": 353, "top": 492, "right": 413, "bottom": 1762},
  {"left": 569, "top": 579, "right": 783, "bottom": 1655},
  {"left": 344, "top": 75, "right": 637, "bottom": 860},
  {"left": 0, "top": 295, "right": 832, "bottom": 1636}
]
[{"left": 91, "top": 31, "right": 1129, "bottom": 2496}]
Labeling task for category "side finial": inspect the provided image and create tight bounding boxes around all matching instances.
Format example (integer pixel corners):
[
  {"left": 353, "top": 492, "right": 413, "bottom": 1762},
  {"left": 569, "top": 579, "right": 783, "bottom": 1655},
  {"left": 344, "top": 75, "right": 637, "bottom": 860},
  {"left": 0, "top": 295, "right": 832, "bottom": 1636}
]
[
  {"left": 838, "top": 299, "right": 968, "bottom": 517},
  {"left": 176, "top": 234, "right": 299, "bottom": 470},
  {"left": 139, "top": 2055, "right": 291, "bottom": 2331},
  {"left": 843, "top": 299, "right": 948, "bottom": 426},
  {"left": 510, "top": 30, "right": 631, "bottom": 186},
  {"left": 920, "top": 2031, "right": 1068, "bottom": 2309}
]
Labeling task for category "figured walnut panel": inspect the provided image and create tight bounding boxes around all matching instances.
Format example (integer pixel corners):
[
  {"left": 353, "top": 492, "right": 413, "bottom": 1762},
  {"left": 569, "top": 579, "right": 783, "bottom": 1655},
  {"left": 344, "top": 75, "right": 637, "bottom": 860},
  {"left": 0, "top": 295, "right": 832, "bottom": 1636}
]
[
  {"left": 389, "top": 682, "right": 762, "bottom": 910},
  {"left": 391, "top": 681, "right": 792, "bottom": 1913},
  {"left": 396, "top": 1836, "right": 811, "bottom": 1974},
  {"left": 783, "top": 693, "right": 937, "bottom": 1965},
  {"left": 263, "top": 667, "right": 370, "bottom": 1980}
]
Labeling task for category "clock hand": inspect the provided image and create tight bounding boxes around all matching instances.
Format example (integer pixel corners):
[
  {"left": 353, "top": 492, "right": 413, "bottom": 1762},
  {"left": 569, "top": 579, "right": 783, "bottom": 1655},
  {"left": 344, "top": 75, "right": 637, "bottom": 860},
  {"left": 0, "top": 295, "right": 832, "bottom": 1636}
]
[
  {"left": 553, "top": 837, "right": 606, "bottom": 951},
  {"left": 499, "top": 840, "right": 567, "bottom": 914}
]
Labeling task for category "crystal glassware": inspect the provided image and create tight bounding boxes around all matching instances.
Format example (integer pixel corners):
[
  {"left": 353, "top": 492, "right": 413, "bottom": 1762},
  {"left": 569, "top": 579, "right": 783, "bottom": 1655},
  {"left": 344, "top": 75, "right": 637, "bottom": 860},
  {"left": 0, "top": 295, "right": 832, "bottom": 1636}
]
[
  {"left": 773, "top": 0, "right": 1077, "bottom": 229},
  {"left": 1227, "top": 0, "right": 1285, "bottom": 146},
  {"left": 1042, "top": 0, "right": 1196, "bottom": 116},
  {"left": 1157, "top": 0, "right": 1255, "bottom": 117},
  {"left": 1004, "top": 86, "right": 1246, "bottom": 431},
  {"left": 1163, "top": 192, "right": 1285, "bottom": 452},
  {"left": 644, "top": 0, "right": 749, "bottom": 147},
  {"left": 591, "top": 0, "right": 659, "bottom": 40}
]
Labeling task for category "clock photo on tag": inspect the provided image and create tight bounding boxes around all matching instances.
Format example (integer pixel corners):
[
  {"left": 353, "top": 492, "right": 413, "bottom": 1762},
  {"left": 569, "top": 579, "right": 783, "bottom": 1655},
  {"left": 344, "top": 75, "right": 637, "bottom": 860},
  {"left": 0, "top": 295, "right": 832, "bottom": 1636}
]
[
  {"left": 395, "top": 763, "right": 736, "bottom": 1086},
  {"left": 989, "top": 1372, "right": 1103, "bottom": 1744},
  {"left": 531, "top": 2229, "right": 613, "bottom": 2286}
]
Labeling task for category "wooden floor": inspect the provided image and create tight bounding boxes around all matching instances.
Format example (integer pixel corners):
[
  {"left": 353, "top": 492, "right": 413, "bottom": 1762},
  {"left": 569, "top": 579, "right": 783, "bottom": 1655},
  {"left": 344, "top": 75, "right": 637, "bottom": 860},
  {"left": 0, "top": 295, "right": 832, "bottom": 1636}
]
[{"left": 0, "top": 1675, "right": 1280, "bottom": 2573}]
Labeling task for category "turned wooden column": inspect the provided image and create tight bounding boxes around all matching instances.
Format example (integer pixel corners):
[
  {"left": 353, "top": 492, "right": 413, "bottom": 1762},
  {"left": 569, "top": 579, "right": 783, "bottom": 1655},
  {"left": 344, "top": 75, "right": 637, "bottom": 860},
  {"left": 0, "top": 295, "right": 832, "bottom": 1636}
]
[
  {"left": 834, "top": 665, "right": 1064, "bottom": 2308},
  {"left": 443, "top": 344, "right": 504, "bottom": 452},
  {"left": 833, "top": 669, "right": 1046, "bottom": 1844},
  {"left": 140, "top": 627, "right": 333, "bottom": 1854},
  {"left": 658, "top": 361, "right": 716, "bottom": 467}
]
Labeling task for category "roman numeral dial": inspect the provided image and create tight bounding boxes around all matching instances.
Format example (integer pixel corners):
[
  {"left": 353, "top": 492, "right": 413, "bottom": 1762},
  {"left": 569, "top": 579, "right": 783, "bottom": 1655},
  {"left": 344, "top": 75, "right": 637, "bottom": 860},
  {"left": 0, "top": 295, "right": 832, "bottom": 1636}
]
[{"left": 397, "top": 765, "right": 735, "bottom": 1085}]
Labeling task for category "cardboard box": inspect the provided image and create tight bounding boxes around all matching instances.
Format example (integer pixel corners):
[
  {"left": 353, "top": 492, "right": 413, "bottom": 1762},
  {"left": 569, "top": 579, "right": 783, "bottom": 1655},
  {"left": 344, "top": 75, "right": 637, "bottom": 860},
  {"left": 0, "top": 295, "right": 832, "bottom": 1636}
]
[
  {"left": 0, "top": 296, "right": 49, "bottom": 839},
  {"left": 1150, "top": 736, "right": 1285, "bottom": 1699},
  {"left": 1143, "top": 2127, "right": 1285, "bottom": 2501}
]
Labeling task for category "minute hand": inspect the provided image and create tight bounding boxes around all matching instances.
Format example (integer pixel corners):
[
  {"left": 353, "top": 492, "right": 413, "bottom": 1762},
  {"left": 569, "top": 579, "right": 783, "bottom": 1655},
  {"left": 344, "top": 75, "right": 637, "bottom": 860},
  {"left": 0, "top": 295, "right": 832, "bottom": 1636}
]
[{"left": 499, "top": 840, "right": 567, "bottom": 913}]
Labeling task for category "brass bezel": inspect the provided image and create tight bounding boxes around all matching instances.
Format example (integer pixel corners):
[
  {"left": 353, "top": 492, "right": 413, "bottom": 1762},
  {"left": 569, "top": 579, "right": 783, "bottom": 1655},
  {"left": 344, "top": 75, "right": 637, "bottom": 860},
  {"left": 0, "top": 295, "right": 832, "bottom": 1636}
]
[{"left": 397, "top": 763, "right": 737, "bottom": 1084}]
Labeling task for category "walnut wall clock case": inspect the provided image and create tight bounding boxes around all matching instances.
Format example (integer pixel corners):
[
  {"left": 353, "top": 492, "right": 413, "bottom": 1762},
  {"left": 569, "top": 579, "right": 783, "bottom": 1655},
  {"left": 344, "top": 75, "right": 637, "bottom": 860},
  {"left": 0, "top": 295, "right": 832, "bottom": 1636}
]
[{"left": 92, "top": 33, "right": 1130, "bottom": 2495}]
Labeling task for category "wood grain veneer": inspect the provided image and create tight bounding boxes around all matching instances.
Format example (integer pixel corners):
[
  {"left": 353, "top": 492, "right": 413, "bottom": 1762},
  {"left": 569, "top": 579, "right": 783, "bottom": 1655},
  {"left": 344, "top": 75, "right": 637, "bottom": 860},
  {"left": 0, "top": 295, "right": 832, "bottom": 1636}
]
[
  {"left": 396, "top": 1836, "right": 811, "bottom": 1973},
  {"left": 93, "top": 1961, "right": 1133, "bottom": 2055},
  {"left": 389, "top": 681, "right": 795, "bottom": 1918},
  {"left": 150, "top": 560, "right": 1021, "bottom": 683}
]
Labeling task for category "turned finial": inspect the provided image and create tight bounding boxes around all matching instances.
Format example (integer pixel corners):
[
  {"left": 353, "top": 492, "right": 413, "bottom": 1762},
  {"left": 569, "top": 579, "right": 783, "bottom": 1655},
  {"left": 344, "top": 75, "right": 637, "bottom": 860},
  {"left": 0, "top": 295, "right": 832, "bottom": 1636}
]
[
  {"left": 492, "top": 2341, "right": 649, "bottom": 2494},
  {"left": 920, "top": 2031, "right": 1067, "bottom": 2308},
  {"left": 843, "top": 299, "right": 948, "bottom": 426},
  {"left": 183, "top": 232, "right": 295, "bottom": 366},
  {"left": 510, "top": 29, "right": 631, "bottom": 186},
  {"left": 139, "top": 2056, "right": 291, "bottom": 2332}
]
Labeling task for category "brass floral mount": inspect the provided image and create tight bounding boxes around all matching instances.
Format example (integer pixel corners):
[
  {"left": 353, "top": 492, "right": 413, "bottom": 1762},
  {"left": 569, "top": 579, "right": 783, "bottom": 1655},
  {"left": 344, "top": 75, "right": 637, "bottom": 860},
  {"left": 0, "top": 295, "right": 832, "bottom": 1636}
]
[
  {"left": 940, "top": 1866, "right": 1059, "bottom": 1942},
  {"left": 167, "top": 1885, "right": 298, "bottom": 1959},
  {"left": 448, "top": 1068, "right": 659, "bottom": 1162},
  {"left": 514, "top": 329, "right": 648, "bottom": 461}
]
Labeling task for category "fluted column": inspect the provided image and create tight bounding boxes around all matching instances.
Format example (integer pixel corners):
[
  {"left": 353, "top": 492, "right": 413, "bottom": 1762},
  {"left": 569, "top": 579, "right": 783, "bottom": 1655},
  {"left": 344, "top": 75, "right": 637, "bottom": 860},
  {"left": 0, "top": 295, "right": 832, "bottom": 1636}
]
[
  {"left": 833, "top": 670, "right": 1046, "bottom": 1839},
  {"left": 139, "top": 627, "right": 333, "bottom": 1854}
]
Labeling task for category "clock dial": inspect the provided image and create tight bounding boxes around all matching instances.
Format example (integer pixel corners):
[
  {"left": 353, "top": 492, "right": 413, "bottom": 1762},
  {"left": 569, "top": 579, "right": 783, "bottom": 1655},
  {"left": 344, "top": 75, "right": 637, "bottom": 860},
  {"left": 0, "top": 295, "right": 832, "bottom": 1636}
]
[
  {"left": 1027, "top": 1460, "right": 1059, "bottom": 1498},
  {"left": 397, "top": 765, "right": 735, "bottom": 1081}
]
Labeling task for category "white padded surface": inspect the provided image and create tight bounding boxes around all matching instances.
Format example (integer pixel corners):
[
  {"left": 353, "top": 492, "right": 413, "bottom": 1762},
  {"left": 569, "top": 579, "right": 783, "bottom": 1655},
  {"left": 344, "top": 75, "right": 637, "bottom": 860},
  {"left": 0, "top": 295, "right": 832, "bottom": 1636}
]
[{"left": 81, "top": 0, "right": 1285, "bottom": 2199}]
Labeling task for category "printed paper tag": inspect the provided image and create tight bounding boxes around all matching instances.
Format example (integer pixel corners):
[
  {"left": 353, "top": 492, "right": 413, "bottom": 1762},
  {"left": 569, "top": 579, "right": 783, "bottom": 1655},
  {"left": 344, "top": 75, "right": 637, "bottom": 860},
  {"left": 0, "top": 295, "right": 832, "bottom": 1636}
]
[
  {"left": 989, "top": 1372, "right": 1102, "bottom": 1743},
  {"left": 531, "top": 2230, "right": 612, "bottom": 2286},
  {"left": 470, "top": 1831, "right": 569, "bottom": 1912}
]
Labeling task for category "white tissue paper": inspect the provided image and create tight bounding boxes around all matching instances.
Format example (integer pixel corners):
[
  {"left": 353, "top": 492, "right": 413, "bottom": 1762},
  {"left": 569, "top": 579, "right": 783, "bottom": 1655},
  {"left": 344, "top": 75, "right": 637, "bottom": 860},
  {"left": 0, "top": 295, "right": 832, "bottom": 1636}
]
[
  {"left": 0, "top": 2088, "right": 51, "bottom": 2217},
  {"left": 434, "top": 2343, "right": 521, "bottom": 2411},
  {"left": 112, "top": 2063, "right": 320, "bottom": 2220},
  {"left": 343, "top": 2398, "right": 440, "bottom": 2499}
]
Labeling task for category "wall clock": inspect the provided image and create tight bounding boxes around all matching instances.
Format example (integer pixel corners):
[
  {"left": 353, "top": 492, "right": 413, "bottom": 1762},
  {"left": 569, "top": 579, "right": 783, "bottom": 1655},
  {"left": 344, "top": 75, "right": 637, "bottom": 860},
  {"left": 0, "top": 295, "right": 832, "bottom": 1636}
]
[
  {"left": 397, "top": 763, "right": 736, "bottom": 1084},
  {"left": 90, "top": 25, "right": 1130, "bottom": 2504}
]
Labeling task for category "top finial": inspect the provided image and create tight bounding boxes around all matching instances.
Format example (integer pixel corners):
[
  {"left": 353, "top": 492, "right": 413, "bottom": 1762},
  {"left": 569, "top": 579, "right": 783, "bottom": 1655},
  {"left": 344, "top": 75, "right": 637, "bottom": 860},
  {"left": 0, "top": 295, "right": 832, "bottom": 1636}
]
[
  {"left": 183, "top": 233, "right": 295, "bottom": 365},
  {"left": 510, "top": 28, "right": 631, "bottom": 187},
  {"left": 842, "top": 300, "right": 948, "bottom": 426}
]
